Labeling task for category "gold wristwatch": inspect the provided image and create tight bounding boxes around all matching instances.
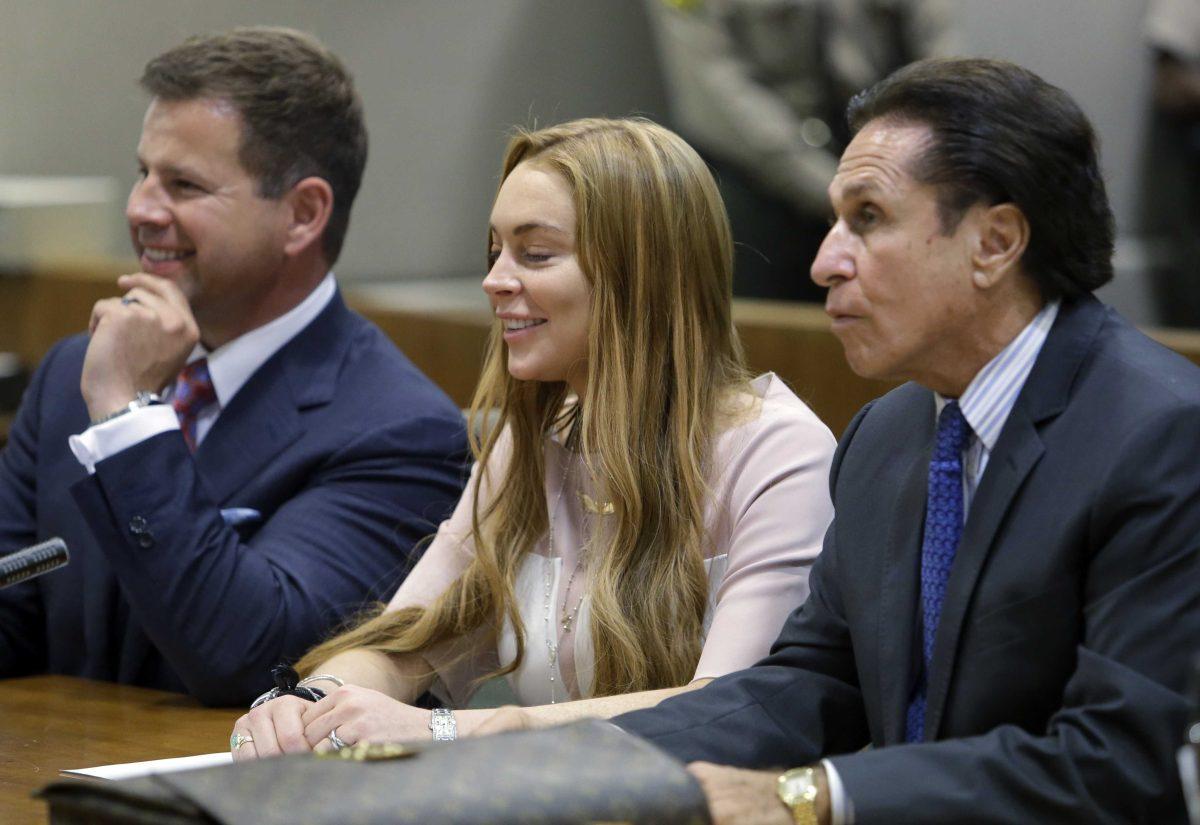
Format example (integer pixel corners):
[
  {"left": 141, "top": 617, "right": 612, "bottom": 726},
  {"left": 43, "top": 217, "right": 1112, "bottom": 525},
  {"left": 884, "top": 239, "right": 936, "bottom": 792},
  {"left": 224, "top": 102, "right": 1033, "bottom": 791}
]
[{"left": 776, "top": 766, "right": 820, "bottom": 825}]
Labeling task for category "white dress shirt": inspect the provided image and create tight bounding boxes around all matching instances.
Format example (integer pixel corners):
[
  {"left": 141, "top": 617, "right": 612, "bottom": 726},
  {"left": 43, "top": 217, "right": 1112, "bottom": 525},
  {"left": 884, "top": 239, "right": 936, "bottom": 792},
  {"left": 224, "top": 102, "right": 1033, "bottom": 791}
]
[
  {"left": 824, "top": 300, "right": 1060, "bottom": 825},
  {"left": 69, "top": 274, "right": 336, "bottom": 473}
]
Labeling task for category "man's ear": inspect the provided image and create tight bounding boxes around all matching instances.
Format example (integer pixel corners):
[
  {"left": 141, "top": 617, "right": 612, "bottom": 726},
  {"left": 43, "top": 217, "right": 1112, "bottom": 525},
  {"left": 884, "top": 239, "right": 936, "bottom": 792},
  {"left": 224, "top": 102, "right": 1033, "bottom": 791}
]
[
  {"left": 970, "top": 203, "right": 1029, "bottom": 289},
  {"left": 282, "top": 176, "right": 334, "bottom": 258}
]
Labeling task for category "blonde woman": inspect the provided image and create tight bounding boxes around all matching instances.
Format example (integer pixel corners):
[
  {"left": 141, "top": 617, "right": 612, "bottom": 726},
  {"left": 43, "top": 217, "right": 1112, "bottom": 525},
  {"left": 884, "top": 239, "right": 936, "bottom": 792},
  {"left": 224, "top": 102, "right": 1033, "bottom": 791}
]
[{"left": 232, "top": 117, "right": 835, "bottom": 759}]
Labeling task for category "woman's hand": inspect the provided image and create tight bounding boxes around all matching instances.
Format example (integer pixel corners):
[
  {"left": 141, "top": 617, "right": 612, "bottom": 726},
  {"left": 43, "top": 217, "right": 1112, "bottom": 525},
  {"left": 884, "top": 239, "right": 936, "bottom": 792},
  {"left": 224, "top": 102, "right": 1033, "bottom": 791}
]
[
  {"left": 230, "top": 695, "right": 314, "bottom": 762},
  {"left": 300, "top": 684, "right": 434, "bottom": 751}
]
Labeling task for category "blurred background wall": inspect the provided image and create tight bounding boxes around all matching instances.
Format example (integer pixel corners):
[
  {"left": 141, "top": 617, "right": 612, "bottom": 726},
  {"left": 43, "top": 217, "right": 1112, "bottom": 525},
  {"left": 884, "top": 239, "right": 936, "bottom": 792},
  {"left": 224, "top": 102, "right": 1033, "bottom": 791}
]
[
  {"left": 0, "top": 0, "right": 1172, "bottom": 322},
  {"left": 958, "top": 0, "right": 1161, "bottom": 323},
  {"left": 0, "top": 0, "right": 669, "bottom": 283}
]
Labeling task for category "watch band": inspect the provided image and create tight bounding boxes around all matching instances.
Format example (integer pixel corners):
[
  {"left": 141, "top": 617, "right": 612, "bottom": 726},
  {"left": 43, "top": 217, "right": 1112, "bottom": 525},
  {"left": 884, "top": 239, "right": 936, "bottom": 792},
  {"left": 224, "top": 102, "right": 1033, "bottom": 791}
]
[
  {"left": 777, "top": 766, "right": 820, "bottom": 825},
  {"left": 429, "top": 707, "right": 457, "bottom": 741},
  {"left": 90, "top": 391, "right": 164, "bottom": 426}
]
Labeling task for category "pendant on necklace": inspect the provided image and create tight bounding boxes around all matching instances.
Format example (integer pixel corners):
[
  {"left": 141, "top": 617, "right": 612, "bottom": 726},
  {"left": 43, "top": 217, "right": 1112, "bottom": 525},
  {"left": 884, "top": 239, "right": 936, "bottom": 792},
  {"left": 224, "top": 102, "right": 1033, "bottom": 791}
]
[{"left": 580, "top": 493, "right": 614, "bottom": 515}]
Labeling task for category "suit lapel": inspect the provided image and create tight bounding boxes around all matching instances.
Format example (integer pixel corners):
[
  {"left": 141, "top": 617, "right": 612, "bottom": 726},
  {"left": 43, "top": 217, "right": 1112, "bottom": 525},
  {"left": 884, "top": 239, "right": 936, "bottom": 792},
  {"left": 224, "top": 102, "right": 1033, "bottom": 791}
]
[
  {"left": 193, "top": 359, "right": 303, "bottom": 503},
  {"left": 192, "top": 290, "right": 353, "bottom": 504},
  {"left": 923, "top": 411, "right": 1044, "bottom": 737},
  {"left": 922, "top": 296, "right": 1106, "bottom": 739},
  {"left": 877, "top": 432, "right": 933, "bottom": 744}
]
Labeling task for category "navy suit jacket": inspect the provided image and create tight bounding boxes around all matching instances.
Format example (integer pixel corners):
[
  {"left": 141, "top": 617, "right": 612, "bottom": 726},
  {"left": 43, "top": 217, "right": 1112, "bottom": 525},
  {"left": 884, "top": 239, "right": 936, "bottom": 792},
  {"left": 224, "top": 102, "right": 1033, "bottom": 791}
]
[
  {"left": 618, "top": 296, "right": 1200, "bottom": 823},
  {"left": 0, "top": 291, "right": 467, "bottom": 705}
]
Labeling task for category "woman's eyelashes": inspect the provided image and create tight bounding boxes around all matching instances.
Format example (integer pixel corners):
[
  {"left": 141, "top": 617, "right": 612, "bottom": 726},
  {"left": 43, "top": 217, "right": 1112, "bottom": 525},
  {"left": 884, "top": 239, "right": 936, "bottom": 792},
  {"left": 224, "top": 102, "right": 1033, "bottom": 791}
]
[{"left": 487, "top": 245, "right": 555, "bottom": 270}]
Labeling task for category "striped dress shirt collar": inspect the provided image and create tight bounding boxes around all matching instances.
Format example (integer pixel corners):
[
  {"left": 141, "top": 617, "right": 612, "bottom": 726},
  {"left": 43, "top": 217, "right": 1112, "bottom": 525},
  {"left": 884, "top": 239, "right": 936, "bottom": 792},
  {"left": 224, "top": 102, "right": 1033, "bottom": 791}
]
[{"left": 935, "top": 299, "right": 1060, "bottom": 455}]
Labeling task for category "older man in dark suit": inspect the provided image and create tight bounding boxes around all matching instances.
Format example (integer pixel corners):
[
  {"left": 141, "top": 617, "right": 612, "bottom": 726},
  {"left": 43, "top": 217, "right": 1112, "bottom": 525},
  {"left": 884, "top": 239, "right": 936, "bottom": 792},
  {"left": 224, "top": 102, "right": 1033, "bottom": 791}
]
[
  {"left": 616, "top": 58, "right": 1200, "bottom": 824},
  {"left": 0, "top": 28, "right": 467, "bottom": 706}
]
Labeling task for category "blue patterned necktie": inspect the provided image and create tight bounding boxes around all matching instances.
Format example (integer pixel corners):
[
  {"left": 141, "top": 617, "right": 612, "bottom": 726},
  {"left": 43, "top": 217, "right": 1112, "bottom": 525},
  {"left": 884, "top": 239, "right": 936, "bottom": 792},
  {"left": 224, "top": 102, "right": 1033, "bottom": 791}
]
[{"left": 905, "top": 400, "right": 970, "bottom": 743}]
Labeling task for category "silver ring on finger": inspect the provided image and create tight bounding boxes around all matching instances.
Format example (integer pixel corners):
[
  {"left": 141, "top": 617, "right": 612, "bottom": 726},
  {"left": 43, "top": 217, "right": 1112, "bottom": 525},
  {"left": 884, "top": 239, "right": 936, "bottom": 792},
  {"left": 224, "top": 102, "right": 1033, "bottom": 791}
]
[
  {"left": 230, "top": 732, "right": 254, "bottom": 752},
  {"left": 121, "top": 295, "right": 140, "bottom": 306},
  {"left": 328, "top": 727, "right": 349, "bottom": 751}
]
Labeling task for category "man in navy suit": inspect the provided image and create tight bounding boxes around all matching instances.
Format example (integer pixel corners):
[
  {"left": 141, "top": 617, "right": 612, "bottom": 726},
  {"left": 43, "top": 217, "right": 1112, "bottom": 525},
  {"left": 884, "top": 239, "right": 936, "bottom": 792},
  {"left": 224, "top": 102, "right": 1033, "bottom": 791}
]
[
  {"left": 0, "top": 28, "right": 467, "bottom": 706},
  {"left": 616, "top": 59, "right": 1200, "bottom": 822}
]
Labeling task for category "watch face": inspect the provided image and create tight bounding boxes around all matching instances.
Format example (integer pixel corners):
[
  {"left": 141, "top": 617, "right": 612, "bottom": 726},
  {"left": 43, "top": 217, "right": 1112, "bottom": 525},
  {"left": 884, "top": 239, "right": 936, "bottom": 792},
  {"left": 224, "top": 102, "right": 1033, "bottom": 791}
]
[
  {"left": 777, "top": 768, "right": 820, "bottom": 825},
  {"left": 778, "top": 768, "right": 818, "bottom": 805}
]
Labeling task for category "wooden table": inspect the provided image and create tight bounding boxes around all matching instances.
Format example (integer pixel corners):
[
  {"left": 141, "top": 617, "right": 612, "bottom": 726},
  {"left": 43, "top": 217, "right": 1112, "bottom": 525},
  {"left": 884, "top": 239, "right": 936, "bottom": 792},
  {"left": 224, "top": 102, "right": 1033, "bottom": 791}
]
[{"left": 0, "top": 675, "right": 237, "bottom": 824}]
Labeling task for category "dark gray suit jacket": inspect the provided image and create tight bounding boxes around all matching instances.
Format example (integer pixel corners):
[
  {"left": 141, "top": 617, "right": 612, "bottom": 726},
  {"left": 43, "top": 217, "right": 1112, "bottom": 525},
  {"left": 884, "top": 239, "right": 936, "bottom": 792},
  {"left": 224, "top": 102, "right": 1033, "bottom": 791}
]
[{"left": 618, "top": 296, "right": 1200, "bottom": 823}]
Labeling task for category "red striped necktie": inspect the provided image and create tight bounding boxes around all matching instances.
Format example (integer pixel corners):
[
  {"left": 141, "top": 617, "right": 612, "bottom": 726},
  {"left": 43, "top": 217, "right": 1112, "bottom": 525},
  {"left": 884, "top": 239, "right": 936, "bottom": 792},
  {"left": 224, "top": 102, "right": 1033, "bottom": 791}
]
[{"left": 172, "top": 358, "right": 218, "bottom": 452}]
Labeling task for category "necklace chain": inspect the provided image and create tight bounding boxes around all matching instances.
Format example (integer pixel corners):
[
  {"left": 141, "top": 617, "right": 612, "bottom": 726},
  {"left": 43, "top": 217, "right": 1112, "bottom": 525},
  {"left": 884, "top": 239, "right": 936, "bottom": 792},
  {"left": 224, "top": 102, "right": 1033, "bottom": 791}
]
[
  {"left": 542, "top": 460, "right": 589, "bottom": 704},
  {"left": 559, "top": 560, "right": 585, "bottom": 632}
]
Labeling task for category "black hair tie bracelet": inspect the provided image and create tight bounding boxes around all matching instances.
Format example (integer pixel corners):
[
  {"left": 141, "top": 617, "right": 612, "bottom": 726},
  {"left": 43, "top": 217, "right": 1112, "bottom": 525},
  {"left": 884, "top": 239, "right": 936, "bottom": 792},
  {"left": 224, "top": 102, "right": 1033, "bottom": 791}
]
[{"left": 249, "top": 664, "right": 345, "bottom": 708}]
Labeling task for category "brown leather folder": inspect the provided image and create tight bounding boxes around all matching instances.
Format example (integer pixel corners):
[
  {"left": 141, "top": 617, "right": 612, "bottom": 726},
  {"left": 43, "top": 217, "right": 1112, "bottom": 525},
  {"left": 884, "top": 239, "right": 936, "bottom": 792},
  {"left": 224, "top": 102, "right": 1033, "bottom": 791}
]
[{"left": 38, "top": 719, "right": 711, "bottom": 825}]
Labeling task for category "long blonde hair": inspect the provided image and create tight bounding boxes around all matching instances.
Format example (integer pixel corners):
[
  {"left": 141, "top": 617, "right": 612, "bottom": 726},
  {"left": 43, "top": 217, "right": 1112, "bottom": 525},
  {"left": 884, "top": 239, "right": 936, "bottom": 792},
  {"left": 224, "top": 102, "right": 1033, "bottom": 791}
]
[{"left": 300, "top": 118, "right": 749, "bottom": 695}]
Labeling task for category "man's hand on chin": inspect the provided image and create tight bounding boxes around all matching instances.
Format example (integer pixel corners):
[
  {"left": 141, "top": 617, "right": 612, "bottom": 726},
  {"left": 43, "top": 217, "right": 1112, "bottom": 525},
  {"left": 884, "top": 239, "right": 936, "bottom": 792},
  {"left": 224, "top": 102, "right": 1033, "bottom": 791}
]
[
  {"left": 81, "top": 273, "right": 199, "bottom": 422},
  {"left": 688, "top": 762, "right": 799, "bottom": 825}
]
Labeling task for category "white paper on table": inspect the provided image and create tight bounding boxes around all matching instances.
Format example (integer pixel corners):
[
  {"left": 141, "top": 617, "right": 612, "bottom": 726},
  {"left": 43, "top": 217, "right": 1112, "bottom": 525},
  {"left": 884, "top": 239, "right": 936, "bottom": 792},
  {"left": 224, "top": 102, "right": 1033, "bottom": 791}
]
[{"left": 62, "top": 752, "right": 232, "bottom": 780}]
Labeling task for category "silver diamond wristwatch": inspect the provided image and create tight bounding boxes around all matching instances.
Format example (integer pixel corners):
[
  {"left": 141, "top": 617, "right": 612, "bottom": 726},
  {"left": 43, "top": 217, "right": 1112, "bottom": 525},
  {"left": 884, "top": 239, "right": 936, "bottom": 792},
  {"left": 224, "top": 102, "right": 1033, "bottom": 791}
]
[
  {"left": 429, "top": 708, "right": 457, "bottom": 741},
  {"left": 90, "top": 391, "right": 164, "bottom": 426}
]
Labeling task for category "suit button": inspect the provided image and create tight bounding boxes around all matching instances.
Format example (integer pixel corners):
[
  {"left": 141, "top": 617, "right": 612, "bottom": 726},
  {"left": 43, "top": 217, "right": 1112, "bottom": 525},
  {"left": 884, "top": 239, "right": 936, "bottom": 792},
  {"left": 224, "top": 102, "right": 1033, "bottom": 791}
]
[{"left": 137, "top": 533, "right": 155, "bottom": 549}]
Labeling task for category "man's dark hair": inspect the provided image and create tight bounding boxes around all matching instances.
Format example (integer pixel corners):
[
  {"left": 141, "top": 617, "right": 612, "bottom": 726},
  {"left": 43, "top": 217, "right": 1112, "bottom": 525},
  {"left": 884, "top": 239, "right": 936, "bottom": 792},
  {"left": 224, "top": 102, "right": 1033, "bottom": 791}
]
[
  {"left": 847, "top": 57, "right": 1115, "bottom": 299},
  {"left": 140, "top": 26, "right": 368, "bottom": 265}
]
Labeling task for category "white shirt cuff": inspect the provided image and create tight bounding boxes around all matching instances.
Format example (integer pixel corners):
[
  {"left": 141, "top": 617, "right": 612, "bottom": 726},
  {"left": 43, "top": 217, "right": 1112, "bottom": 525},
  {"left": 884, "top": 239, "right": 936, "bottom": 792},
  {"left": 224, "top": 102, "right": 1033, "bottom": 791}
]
[
  {"left": 69, "top": 405, "right": 180, "bottom": 474},
  {"left": 822, "top": 759, "right": 854, "bottom": 825}
]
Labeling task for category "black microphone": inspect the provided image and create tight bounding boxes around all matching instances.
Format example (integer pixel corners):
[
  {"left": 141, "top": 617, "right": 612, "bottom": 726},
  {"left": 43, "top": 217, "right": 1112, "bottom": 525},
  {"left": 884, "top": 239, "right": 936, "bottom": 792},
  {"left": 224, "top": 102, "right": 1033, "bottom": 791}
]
[
  {"left": 0, "top": 538, "right": 69, "bottom": 588},
  {"left": 1183, "top": 655, "right": 1200, "bottom": 824}
]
